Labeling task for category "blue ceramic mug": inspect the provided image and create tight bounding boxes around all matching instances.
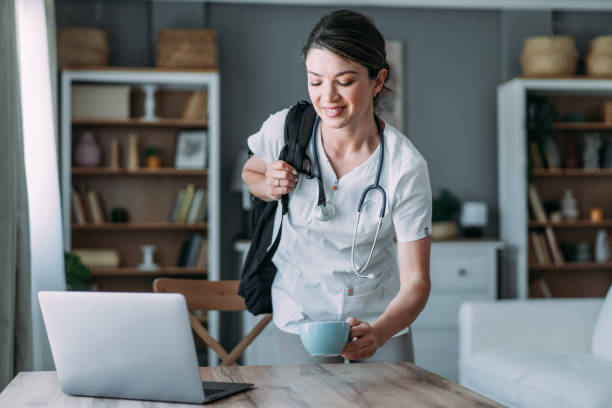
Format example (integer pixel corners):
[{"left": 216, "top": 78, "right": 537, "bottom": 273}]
[{"left": 298, "top": 321, "right": 350, "bottom": 356}]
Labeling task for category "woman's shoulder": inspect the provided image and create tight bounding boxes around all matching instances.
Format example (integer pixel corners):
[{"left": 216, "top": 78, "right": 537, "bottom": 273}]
[
  {"left": 383, "top": 122, "right": 427, "bottom": 169},
  {"left": 260, "top": 107, "right": 291, "bottom": 131}
]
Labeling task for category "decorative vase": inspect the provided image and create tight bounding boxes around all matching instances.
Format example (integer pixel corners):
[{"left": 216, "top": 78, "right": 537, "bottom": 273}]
[
  {"left": 561, "top": 189, "right": 579, "bottom": 220},
  {"left": 74, "top": 131, "right": 102, "bottom": 167},
  {"left": 127, "top": 133, "right": 139, "bottom": 170},
  {"left": 431, "top": 221, "right": 459, "bottom": 241},
  {"left": 595, "top": 229, "right": 611, "bottom": 263}
]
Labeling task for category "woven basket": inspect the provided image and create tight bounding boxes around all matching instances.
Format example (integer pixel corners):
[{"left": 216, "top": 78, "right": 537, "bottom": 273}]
[
  {"left": 57, "top": 28, "right": 110, "bottom": 68},
  {"left": 521, "top": 36, "right": 578, "bottom": 58},
  {"left": 157, "top": 29, "right": 217, "bottom": 69},
  {"left": 589, "top": 35, "right": 612, "bottom": 55},
  {"left": 520, "top": 36, "right": 578, "bottom": 76}
]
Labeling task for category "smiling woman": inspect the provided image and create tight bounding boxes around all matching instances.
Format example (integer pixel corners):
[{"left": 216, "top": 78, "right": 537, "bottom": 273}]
[{"left": 241, "top": 9, "right": 432, "bottom": 365}]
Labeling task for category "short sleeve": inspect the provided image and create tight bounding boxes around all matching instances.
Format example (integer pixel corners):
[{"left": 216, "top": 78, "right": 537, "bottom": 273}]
[
  {"left": 247, "top": 108, "right": 290, "bottom": 163},
  {"left": 392, "top": 160, "right": 433, "bottom": 242}
]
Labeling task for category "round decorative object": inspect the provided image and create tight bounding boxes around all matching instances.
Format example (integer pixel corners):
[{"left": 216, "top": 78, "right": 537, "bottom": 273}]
[
  {"left": 431, "top": 221, "right": 459, "bottom": 241},
  {"left": 561, "top": 189, "right": 579, "bottom": 220},
  {"left": 520, "top": 36, "right": 578, "bottom": 76},
  {"left": 110, "top": 207, "right": 129, "bottom": 223},
  {"left": 595, "top": 229, "right": 611, "bottom": 263},
  {"left": 74, "top": 131, "right": 102, "bottom": 167}
]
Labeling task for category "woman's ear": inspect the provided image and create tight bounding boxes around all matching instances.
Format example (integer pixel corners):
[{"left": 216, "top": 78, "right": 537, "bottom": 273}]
[{"left": 373, "top": 68, "right": 388, "bottom": 96}]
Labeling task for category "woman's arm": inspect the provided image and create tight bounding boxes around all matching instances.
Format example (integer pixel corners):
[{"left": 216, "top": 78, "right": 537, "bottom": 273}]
[
  {"left": 242, "top": 155, "right": 298, "bottom": 201},
  {"left": 341, "top": 236, "right": 431, "bottom": 360}
]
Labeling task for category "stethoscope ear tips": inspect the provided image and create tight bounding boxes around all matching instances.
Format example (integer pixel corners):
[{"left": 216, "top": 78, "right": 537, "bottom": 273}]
[{"left": 366, "top": 273, "right": 375, "bottom": 280}]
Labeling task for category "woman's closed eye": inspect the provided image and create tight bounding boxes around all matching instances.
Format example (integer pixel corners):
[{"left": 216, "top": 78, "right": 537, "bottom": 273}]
[{"left": 337, "top": 80, "right": 354, "bottom": 86}]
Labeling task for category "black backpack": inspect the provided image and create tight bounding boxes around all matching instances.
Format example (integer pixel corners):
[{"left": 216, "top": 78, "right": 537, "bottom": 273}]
[{"left": 238, "top": 101, "right": 318, "bottom": 315}]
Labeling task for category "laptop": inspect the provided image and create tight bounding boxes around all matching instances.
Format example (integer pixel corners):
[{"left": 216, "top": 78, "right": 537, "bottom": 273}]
[{"left": 38, "top": 291, "right": 253, "bottom": 404}]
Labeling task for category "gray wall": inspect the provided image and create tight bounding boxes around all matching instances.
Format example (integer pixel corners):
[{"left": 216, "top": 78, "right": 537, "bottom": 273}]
[{"left": 54, "top": 0, "right": 612, "bottom": 277}]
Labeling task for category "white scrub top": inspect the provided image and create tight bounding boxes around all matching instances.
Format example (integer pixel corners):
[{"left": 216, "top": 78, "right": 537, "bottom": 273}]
[{"left": 248, "top": 108, "right": 432, "bottom": 335}]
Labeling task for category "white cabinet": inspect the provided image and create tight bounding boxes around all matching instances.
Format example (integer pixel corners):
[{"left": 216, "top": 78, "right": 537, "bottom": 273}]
[
  {"left": 237, "top": 240, "right": 502, "bottom": 375},
  {"left": 412, "top": 241, "right": 502, "bottom": 382}
]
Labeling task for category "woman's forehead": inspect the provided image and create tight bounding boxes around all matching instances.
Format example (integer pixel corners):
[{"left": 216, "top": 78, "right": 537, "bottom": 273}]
[{"left": 305, "top": 48, "right": 366, "bottom": 75}]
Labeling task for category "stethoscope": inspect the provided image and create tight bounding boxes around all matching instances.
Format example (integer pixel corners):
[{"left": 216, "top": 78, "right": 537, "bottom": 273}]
[{"left": 308, "top": 114, "right": 387, "bottom": 280}]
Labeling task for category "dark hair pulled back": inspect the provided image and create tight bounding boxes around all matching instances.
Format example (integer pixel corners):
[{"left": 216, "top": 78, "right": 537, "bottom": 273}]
[{"left": 302, "top": 9, "right": 390, "bottom": 99}]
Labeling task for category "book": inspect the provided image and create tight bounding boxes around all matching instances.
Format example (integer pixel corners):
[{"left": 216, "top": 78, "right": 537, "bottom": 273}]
[
  {"left": 86, "top": 189, "right": 105, "bottom": 224},
  {"left": 528, "top": 184, "right": 547, "bottom": 222},
  {"left": 195, "top": 190, "right": 207, "bottom": 222},
  {"left": 530, "top": 232, "right": 550, "bottom": 264},
  {"left": 529, "top": 140, "right": 544, "bottom": 169},
  {"left": 169, "top": 188, "right": 185, "bottom": 222},
  {"left": 72, "top": 248, "right": 120, "bottom": 268},
  {"left": 537, "top": 233, "right": 553, "bottom": 264},
  {"left": 185, "top": 233, "right": 203, "bottom": 268},
  {"left": 186, "top": 188, "right": 204, "bottom": 223},
  {"left": 176, "top": 236, "right": 192, "bottom": 267},
  {"left": 538, "top": 278, "right": 553, "bottom": 298},
  {"left": 544, "top": 226, "right": 564, "bottom": 264},
  {"left": 176, "top": 183, "right": 195, "bottom": 223},
  {"left": 181, "top": 90, "right": 207, "bottom": 120},
  {"left": 71, "top": 188, "right": 87, "bottom": 225},
  {"left": 195, "top": 239, "right": 207, "bottom": 270}
]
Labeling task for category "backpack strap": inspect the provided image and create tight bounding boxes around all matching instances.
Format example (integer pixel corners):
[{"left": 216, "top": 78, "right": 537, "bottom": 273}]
[{"left": 278, "top": 101, "right": 317, "bottom": 215}]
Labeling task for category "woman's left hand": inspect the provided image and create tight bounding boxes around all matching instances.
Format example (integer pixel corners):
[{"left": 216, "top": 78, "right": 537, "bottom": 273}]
[{"left": 340, "top": 317, "right": 383, "bottom": 361}]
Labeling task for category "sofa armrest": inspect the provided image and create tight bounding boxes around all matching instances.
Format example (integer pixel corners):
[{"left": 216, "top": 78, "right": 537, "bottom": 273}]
[{"left": 459, "top": 299, "right": 602, "bottom": 360}]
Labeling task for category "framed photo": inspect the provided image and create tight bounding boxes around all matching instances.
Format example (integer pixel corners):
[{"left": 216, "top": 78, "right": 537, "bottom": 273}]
[
  {"left": 377, "top": 40, "right": 403, "bottom": 133},
  {"left": 174, "top": 130, "right": 207, "bottom": 169}
]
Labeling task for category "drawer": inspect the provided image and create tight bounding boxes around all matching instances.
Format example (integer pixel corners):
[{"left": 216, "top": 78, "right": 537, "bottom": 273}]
[
  {"left": 412, "top": 328, "right": 458, "bottom": 382},
  {"left": 430, "top": 254, "right": 488, "bottom": 291},
  {"left": 412, "top": 292, "right": 489, "bottom": 328}
]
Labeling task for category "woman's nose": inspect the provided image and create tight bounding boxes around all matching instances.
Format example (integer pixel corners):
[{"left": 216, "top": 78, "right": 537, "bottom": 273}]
[{"left": 322, "top": 83, "right": 339, "bottom": 101}]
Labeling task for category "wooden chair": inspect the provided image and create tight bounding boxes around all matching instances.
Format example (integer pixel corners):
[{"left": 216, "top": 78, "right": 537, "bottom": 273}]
[{"left": 153, "top": 278, "right": 272, "bottom": 366}]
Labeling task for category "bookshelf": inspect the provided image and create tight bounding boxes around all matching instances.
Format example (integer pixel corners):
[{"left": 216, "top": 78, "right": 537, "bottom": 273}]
[
  {"left": 498, "top": 78, "right": 612, "bottom": 299},
  {"left": 60, "top": 68, "right": 221, "bottom": 363}
]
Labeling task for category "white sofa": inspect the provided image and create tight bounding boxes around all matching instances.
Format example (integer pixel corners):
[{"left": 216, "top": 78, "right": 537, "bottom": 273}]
[{"left": 458, "top": 290, "right": 612, "bottom": 408}]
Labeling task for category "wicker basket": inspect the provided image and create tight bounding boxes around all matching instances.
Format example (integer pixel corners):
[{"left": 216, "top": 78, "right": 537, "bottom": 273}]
[
  {"left": 586, "top": 35, "right": 612, "bottom": 76},
  {"left": 57, "top": 28, "right": 110, "bottom": 68},
  {"left": 157, "top": 29, "right": 217, "bottom": 69},
  {"left": 520, "top": 36, "right": 578, "bottom": 76}
]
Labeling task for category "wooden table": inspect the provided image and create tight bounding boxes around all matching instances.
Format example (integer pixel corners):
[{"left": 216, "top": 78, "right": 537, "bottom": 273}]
[{"left": 0, "top": 363, "right": 506, "bottom": 407}]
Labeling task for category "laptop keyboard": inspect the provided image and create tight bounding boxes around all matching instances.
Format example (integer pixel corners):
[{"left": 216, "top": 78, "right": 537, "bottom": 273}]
[{"left": 203, "top": 387, "right": 226, "bottom": 396}]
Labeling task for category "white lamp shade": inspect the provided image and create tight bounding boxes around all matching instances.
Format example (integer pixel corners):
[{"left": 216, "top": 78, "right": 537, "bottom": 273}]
[{"left": 460, "top": 202, "right": 488, "bottom": 227}]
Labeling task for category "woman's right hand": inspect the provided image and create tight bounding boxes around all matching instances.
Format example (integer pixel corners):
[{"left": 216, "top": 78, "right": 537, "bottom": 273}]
[{"left": 265, "top": 160, "right": 298, "bottom": 200}]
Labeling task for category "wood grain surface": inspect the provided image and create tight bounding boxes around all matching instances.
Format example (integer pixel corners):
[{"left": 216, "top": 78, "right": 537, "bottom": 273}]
[{"left": 0, "top": 363, "right": 506, "bottom": 407}]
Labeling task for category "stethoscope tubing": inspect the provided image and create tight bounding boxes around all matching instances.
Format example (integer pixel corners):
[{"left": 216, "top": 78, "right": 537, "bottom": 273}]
[{"left": 311, "top": 113, "right": 387, "bottom": 279}]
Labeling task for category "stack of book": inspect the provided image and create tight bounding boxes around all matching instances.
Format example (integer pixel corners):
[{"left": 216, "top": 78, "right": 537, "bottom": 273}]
[
  {"left": 528, "top": 184, "right": 564, "bottom": 265},
  {"left": 169, "top": 184, "right": 207, "bottom": 223},
  {"left": 177, "top": 233, "right": 207, "bottom": 269},
  {"left": 72, "top": 186, "right": 105, "bottom": 225}
]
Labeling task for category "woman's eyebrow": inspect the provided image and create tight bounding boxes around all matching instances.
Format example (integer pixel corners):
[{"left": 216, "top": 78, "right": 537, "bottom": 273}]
[{"left": 307, "top": 70, "right": 359, "bottom": 77}]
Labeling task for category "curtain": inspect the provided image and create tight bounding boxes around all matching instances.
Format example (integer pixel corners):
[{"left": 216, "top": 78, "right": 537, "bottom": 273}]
[{"left": 0, "top": 0, "right": 33, "bottom": 391}]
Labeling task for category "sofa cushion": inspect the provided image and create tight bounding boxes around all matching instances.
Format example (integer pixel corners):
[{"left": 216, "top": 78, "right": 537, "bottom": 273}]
[
  {"left": 463, "top": 350, "right": 612, "bottom": 408},
  {"left": 592, "top": 285, "right": 612, "bottom": 360}
]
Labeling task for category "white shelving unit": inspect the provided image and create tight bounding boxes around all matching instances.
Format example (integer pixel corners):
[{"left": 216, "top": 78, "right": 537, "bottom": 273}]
[
  {"left": 60, "top": 68, "right": 221, "bottom": 365},
  {"left": 498, "top": 78, "right": 612, "bottom": 299}
]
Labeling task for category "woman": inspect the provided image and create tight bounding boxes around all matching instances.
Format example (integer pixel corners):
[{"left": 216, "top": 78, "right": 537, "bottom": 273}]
[{"left": 242, "top": 9, "right": 431, "bottom": 364}]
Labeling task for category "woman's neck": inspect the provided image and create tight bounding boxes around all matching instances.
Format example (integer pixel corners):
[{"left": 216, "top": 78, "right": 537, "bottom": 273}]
[{"left": 320, "top": 116, "right": 380, "bottom": 160}]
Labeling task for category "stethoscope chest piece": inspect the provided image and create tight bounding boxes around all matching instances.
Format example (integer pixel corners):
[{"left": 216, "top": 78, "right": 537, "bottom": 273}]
[{"left": 314, "top": 201, "right": 336, "bottom": 221}]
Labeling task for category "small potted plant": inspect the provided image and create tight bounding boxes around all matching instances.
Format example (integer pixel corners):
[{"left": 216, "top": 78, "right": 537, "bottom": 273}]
[
  {"left": 64, "top": 252, "right": 92, "bottom": 291},
  {"left": 144, "top": 145, "right": 163, "bottom": 169},
  {"left": 431, "top": 189, "right": 462, "bottom": 240}
]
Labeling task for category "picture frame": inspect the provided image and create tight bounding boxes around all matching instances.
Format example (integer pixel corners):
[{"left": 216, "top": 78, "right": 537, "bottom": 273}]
[
  {"left": 174, "top": 130, "right": 207, "bottom": 169},
  {"left": 377, "top": 40, "right": 403, "bottom": 133}
]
